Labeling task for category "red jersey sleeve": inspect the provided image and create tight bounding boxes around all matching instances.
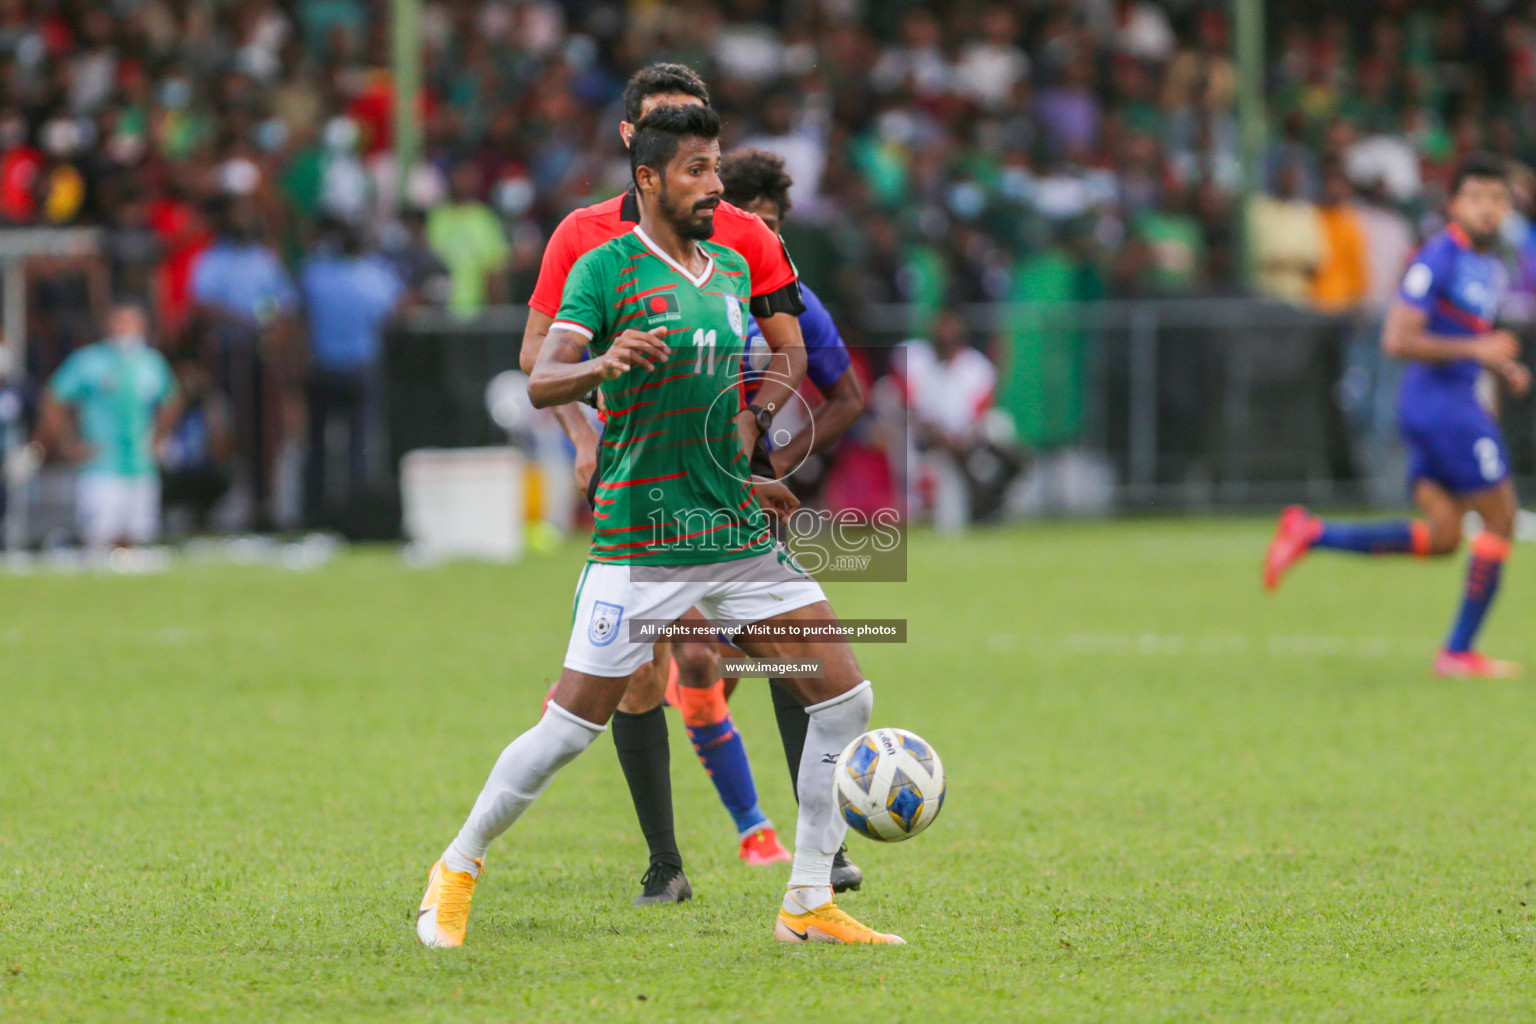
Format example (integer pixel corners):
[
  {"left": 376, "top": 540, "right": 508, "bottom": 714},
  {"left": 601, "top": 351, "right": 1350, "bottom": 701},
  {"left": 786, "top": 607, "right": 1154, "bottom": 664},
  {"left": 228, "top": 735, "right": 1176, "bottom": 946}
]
[
  {"left": 716, "top": 202, "right": 798, "bottom": 297},
  {"left": 527, "top": 210, "right": 584, "bottom": 316}
]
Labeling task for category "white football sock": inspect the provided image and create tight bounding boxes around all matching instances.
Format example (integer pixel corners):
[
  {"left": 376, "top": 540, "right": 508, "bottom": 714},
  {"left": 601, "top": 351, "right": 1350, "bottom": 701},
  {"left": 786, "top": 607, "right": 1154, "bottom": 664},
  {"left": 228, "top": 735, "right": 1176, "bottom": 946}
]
[
  {"left": 442, "top": 846, "right": 482, "bottom": 877},
  {"left": 446, "top": 701, "right": 605, "bottom": 870},
  {"left": 784, "top": 884, "right": 834, "bottom": 912},
  {"left": 784, "top": 680, "right": 872, "bottom": 911}
]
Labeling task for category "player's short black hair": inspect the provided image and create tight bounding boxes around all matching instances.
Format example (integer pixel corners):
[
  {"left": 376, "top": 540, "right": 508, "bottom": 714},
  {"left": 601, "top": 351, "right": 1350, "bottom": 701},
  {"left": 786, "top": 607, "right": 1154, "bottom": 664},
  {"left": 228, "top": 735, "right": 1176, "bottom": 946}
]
[
  {"left": 630, "top": 104, "right": 721, "bottom": 185},
  {"left": 1451, "top": 153, "right": 1510, "bottom": 196},
  {"left": 623, "top": 63, "right": 710, "bottom": 124},
  {"left": 720, "top": 148, "right": 794, "bottom": 217}
]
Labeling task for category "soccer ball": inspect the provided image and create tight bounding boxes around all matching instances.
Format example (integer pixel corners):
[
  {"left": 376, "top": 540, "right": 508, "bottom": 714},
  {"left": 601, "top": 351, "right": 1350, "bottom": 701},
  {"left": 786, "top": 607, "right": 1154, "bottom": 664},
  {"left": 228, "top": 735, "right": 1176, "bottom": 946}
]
[{"left": 833, "top": 728, "right": 946, "bottom": 842}]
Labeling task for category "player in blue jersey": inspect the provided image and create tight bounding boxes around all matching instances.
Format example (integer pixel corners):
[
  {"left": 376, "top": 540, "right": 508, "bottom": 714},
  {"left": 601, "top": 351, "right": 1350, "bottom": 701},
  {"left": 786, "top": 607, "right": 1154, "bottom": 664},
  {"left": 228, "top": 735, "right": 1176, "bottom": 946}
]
[
  {"left": 663, "top": 149, "right": 870, "bottom": 885},
  {"left": 1265, "top": 154, "right": 1531, "bottom": 678}
]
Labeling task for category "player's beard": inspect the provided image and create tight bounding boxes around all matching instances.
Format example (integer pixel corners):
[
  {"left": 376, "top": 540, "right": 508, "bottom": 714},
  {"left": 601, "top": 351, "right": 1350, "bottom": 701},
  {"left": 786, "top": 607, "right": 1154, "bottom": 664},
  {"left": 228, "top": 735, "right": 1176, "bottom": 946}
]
[
  {"left": 661, "top": 180, "right": 717, "bottom": 240},
  {"left": 1467, "top": 226, "right": 1500, "bottom": 249}
]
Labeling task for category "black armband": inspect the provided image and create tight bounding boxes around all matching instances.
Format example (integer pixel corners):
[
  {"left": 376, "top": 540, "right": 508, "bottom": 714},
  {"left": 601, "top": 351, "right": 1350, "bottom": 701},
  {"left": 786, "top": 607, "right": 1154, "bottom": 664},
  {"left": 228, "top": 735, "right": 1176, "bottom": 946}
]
[
  {"left": 579, "top": 388, "right": 599, "bottom": 409},
  {"left": 749, "top": 280, "right": 806, "bottom": 319},
  {"left": 750, "top": 433, "right": 776, "bottom": 479}
]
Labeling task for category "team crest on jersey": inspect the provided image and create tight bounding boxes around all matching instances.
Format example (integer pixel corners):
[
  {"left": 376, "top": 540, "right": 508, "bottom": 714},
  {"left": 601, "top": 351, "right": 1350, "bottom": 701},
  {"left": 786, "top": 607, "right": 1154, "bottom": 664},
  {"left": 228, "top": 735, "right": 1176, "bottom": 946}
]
[
  {"left": 589, "top": 601, "right": 624, "bottom": 646},
  {"left": 645, "top": 289, "right": 681, "bottom": 326},
  {"left": 724, "top": 294, "right": 745, "bottom": 337}
]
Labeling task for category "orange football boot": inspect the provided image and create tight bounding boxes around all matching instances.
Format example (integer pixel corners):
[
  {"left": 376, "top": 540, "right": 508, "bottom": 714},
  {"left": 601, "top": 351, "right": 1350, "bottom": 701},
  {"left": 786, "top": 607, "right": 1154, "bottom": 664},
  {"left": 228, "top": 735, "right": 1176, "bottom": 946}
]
[
  {"left": 416, "top": 858, "right": 481, "bottom": 948},
  {"left": 774, "top": 891, "right": 904, "bottom": 945}
]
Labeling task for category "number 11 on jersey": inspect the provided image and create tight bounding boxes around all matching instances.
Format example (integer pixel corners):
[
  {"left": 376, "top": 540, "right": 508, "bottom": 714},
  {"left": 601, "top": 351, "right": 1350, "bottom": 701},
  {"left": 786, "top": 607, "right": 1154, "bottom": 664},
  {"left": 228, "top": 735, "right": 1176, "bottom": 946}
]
[{"left": 692, "top": 328, "right": 717, "bottom": 374}]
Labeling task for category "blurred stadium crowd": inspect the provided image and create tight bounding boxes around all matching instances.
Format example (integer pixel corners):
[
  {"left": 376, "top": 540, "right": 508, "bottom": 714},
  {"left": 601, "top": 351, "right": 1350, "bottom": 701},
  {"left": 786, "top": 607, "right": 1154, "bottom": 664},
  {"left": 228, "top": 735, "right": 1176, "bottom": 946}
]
[{"left": 4, "top": 0, "right": 1536, "bottom": 541}]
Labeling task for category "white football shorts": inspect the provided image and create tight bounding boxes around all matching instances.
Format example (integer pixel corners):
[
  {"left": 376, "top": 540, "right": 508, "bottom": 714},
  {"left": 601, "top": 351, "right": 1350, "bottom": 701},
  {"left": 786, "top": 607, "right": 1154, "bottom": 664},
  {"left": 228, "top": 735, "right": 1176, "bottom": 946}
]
[
  {"left": 77, "top": 473, "right": 160, "bottom": 548},
  {"left": 563, "top": 545, "right": 826, "bottom": 677}
]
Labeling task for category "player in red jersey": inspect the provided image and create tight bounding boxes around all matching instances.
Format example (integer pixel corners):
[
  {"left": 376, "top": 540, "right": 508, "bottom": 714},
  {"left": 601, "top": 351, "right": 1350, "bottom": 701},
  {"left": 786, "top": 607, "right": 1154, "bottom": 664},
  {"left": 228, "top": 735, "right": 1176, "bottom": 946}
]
[
  {"left": 518, "top": 64, "right": 809, "bottom": 904},
  {"left": 664, "top": 148, "right": 869, "bottom": 886}
]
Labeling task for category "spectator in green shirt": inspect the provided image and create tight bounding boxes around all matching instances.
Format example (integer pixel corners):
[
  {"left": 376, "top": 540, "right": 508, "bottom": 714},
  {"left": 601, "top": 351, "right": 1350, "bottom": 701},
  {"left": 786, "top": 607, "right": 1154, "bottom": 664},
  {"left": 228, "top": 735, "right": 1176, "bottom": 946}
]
[
  {"left": 426, "top": 163, "right": 510, "bottom": 318},
  {"left": 1134, "top": 180, "right": 1206, "bottom": 293},
  {"left": 36, "top": 302, "right": 181, "bottom": 548}
]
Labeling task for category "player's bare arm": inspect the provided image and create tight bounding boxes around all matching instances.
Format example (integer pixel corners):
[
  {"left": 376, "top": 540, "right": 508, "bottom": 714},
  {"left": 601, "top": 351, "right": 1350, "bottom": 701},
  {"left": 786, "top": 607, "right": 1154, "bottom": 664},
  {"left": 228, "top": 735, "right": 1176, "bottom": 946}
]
[
  {"left": 528, "top": 326, "right": 671, "bottom": 408},
  {"left": 770, "top": 366, "right": 865, "bottom": 477},
  {"left": 521, "top": 307, "right": 603, "bottom": 485},
  {"left": 519, "top": 308, "right": 556, "bottom": 374}
]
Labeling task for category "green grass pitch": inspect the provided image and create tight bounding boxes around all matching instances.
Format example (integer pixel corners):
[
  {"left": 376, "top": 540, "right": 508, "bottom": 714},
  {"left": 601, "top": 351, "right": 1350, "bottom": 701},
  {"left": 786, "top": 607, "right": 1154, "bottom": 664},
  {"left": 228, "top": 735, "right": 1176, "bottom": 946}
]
[{"left": 4, "top": 518, "right": 1536, "bottom": 1022}]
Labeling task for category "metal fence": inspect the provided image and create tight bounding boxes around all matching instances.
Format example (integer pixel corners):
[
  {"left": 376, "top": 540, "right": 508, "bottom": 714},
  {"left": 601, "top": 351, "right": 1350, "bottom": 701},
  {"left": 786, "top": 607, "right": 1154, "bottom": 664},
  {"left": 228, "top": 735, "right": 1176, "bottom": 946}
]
[
  {"left": 861, "top": 298, "right": 1536, "bottom": 512},
  {"left": 384, "top": 297, "right": 1423, "bottom": 515},
  {"left": 10, "top": 289, "right": 1525, "bottom": 546}
]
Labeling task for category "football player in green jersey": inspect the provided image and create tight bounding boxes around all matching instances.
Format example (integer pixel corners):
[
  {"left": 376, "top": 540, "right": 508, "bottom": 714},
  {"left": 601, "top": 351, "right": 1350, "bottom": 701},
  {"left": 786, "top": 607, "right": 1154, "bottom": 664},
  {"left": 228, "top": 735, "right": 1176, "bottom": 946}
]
[
  {"left": 416, "top": 104, "right": 904, "bottom": 948},
  {"left": 520, "top": 65, "right": 811, "bottom": 904}
]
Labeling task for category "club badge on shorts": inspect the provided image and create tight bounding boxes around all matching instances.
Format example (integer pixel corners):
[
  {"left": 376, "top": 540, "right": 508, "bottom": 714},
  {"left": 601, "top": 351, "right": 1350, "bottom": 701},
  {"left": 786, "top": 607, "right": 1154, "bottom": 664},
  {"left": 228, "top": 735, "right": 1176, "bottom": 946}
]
[{"left": 589, "top": 601, "right": 624, "bottom": 646}]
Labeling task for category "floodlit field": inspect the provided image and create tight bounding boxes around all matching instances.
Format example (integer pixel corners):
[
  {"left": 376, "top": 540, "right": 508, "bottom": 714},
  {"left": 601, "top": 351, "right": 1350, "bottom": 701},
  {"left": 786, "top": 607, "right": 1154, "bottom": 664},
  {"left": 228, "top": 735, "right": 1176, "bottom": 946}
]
[{"left": 5, "top": 520, "right": 1536, "bottom": 1022}]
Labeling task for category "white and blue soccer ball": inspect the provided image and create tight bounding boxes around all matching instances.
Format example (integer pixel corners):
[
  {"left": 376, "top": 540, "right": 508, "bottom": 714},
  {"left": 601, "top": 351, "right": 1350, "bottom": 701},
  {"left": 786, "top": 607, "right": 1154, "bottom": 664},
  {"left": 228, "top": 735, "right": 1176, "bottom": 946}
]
[{"left": 833, "top": 728, "right": 946, "bottom": 842}]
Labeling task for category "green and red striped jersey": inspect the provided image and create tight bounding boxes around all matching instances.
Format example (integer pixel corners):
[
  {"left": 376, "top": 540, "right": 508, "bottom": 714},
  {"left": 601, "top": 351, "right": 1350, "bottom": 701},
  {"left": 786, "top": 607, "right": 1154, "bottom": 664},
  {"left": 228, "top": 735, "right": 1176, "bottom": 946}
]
[{"left": 553, "top": 226, "right": 772, "bottom": 566}]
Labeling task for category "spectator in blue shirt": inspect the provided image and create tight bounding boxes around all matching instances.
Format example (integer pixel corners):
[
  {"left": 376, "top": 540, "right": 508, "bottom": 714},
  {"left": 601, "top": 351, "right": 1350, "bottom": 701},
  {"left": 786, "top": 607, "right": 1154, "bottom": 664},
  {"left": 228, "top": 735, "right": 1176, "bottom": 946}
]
[
  {"left": 190, "top": 196, "right": 298, "bottom": 529},
  {"left": 300, "top": 218, "right": 405, "bottom": 526}
]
